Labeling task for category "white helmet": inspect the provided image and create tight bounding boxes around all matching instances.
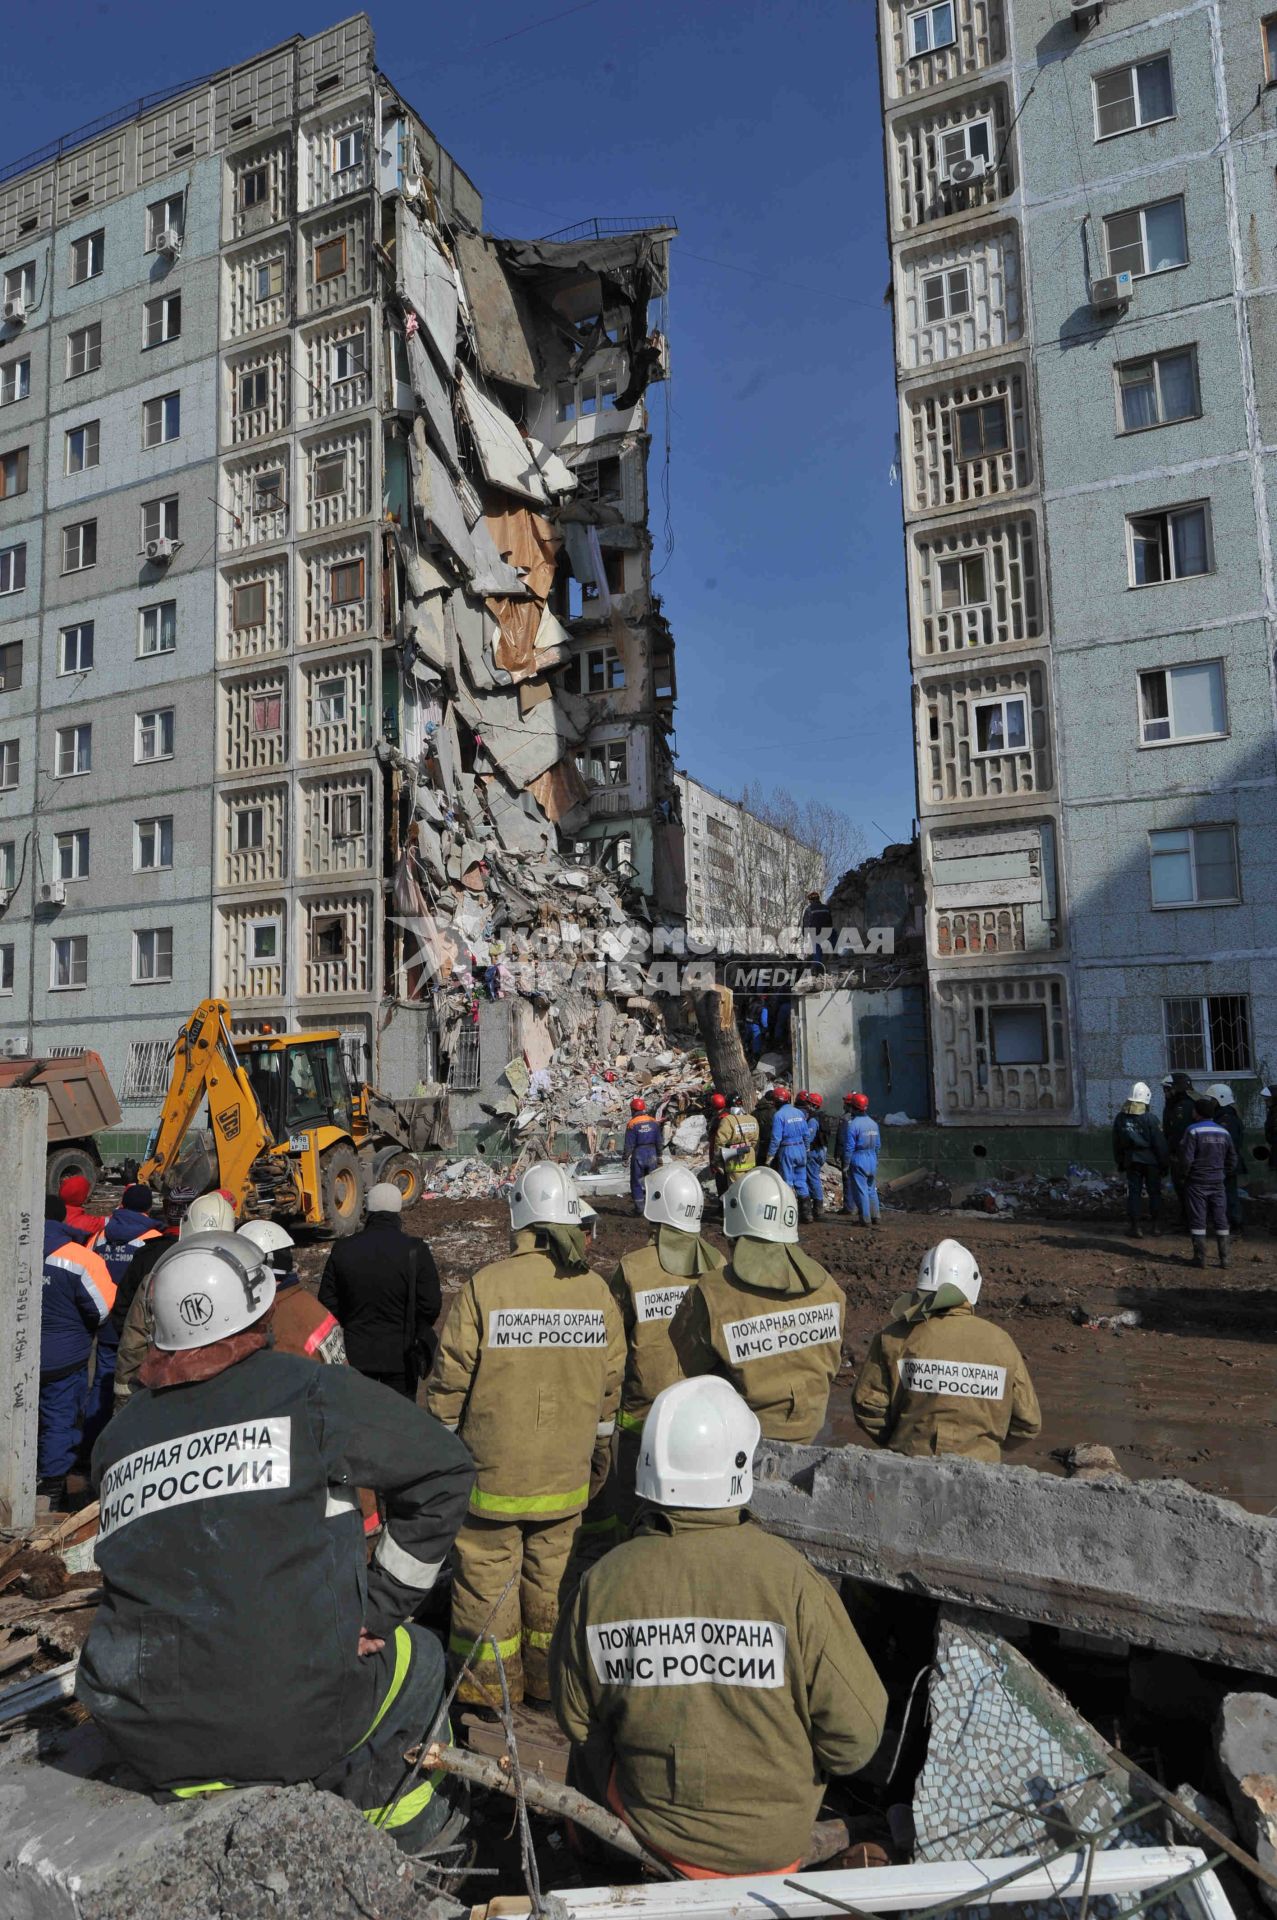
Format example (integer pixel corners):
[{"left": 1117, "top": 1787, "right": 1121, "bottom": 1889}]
[
  {"left": 644, "top": 1163, "right": 704, "bottom": 1231},
  {"left": 509, "top": 1161, "right": 582, "bottom": 1232},
  {"left": 723, "top": 1166, "right": 799, "bottom": 1244},
  {"left": 636, "top": 1378, "right": 761, "bottom": 1510},
  {"left": 1206, "top": 1083, "right": 1233, "bottom": 1106},
  {"left": 237, "top": 1219, "right": 295, "bottom": 1263},
  {"left": 1129, "top": 1081, "right": 1152, "bottom": 1104},
  {"left": 918, "top": 1238, "right": 982, "bottom": 1306},
  {"left": 151, "top": 1231, "right": 276, "bottom": 1350},
  {"left": 182, "top": 1192, "right": 237, "bottom": 1237},
  {"left": 1263, "top": 1087, "right": 1273, "bottom": 1101}
]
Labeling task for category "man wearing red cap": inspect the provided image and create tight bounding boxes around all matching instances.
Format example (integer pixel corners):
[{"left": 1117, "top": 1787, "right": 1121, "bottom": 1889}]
[
  {"left": 59, "top": 1173, "right": 107, "bottom": 1246},
  {"left": 836, "top": 1094, "right": 881, "bottom": 1226},
  {"left": 623, "top": 1099, "right": 664, "bottom": 1215}
]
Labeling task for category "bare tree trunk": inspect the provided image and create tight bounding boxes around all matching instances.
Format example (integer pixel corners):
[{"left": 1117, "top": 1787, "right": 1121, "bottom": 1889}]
[{"left": 693, "top": 986, "right": 755, "bottom": 1108}]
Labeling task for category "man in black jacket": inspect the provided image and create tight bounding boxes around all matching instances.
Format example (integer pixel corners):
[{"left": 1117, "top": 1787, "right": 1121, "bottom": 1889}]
[
  {"left": 1112, "top": 1081, "right": 1169, "bottom": 1236},
  {"left": 1161, "top": 1073, "right": 1197, "bottom": 1228},
  {"left": 78, "top": 1229, "right": 475, "bottom": 1852},
  {"left": 319, "top": 1184, "right": 442, "bottom": 1398}
]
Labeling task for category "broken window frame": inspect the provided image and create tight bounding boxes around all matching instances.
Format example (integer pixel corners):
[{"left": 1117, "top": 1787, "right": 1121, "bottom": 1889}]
[
  {"left": 253, "top": 470, "right": 285, "bottom": 515},
  {"left": 1148, "top": 823, "right": 1239, "bottom": 908},
  {"left": 581, "top": 646, "right": 625, "bottom": 695},
  {"left": 1127, "top": 502, "right": 1211, "bottom": 587},
  {"left": 1103, "top": 197, "right": 1187, "bottom": 280},
  {"left": 907, "top": 1, "right": 955, "bottom": 56},
  {"left": 447, "top": 1023, "right": 481, "bottom": 1092},
  {"left": 241, "top": 165, "right": 269, "bottom": 209},
  {"left": 311, "top": 913, "right": 347, "bottom": 961},
  {"left": 1138, "top": 660, "right": 1226, "bottom": 746},
  {"left": 1164, "top": 992, "right": 1251, "bottom": 1074},
  {"left": 1092, "top": 54, "right": 1174, "bottom": 141},
  {"left": 330, "top": 791, "right": 365, "bottom": 839},
  {"left": 1115, "top": 346, "right": 1199, "bottom": 434},
  {"left": 922, "top": 266, "right": 972, "bottom": 324},
  {"left": 578, "top": 739, "right": 629, "bottom": 788}
]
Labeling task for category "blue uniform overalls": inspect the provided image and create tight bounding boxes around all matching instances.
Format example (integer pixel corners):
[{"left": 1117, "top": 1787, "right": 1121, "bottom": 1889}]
[
  {"left": 39, "top": 1222, "right": 114, "bottom": 1479},
  {"left": 767, "top": 1102, "right": 809, "bottom": 1193},
  {"left": 624, "top": 1115, "right": 664, "bottom": 1208},
  {"left": 837, "top": 1114, "right": 882, "bottom": 1222},
  {"left": 803, "top": 1111, "right": 828, "bottom": 1208}
]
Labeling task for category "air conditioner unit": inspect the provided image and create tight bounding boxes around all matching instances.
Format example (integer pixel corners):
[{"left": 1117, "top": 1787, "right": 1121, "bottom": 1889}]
[
  {"left": 156, "top": 227, "right": 183, "bottom": 258},
  {"left": 39, "top": 880, "right": 66, "bottom": 907},
  {"left": 1090, "top": 270, "right": 1133, "bottom": 312},
  {"left": 948, "top": 156, "right": 982, "bottom": 186},
  {"left": 2, "top": 294, "right": 26, "bottom": 325},
  {"left": 145, "top": 536, "right": 175, "bottom": 564},
  {"left": 1, "top": 1037, "right": 31, "bottom": 1059}
]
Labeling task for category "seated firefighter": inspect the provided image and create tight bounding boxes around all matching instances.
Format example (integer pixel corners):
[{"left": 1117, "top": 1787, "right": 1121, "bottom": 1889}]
[
  {"left": 852, "top": 1238, "right": 1041, "bottom": 1463},
  {"left": 550, "top": 1377, "right": 887, "bottom": 1879},
  {"left": 77, "top": 1230, "right": 475, "bottom": 1855}
]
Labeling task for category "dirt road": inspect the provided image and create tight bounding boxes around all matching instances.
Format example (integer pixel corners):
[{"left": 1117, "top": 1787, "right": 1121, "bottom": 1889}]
[{"left": 307, "top": 1193, "right": 1277, "bottom": 1515}]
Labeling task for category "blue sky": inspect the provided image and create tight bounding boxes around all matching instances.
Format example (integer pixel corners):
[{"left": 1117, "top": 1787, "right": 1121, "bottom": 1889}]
[{"left": 4, "top": 0, "right": 915, "bottom": 854}]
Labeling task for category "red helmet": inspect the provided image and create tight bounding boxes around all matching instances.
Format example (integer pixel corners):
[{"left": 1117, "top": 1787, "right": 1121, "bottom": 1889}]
[
  {"left": 808, "top": 1092, "right": 823, "bottom": 1108},
  {"left": 796, "top": 1090, "right": 811, "bottom": 1107},
  {"left": 631, "top": 1098, "right": 647, "bottom": 1115},
  {"left": 709, "top": 1092, "right": 728, "bottom": 1112},
  {"left": 773, "top": 1086, "right": 790, "bottom": 1104},
  {"left": 845, "top": 1091, "right": 869, "bottom": 1112}
]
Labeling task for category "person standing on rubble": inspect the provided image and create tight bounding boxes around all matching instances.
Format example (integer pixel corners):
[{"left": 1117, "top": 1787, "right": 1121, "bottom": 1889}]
[
  {"left": 427, "top": 1163, "right": 624, "bottom": 1709},
  {"left": 851, "top": 1239, "right": 1040, "bottom": 1463},
  {"left": 78, "top": 1230, "right": 475, "bottom": 1856},
  {"left": 836, "top": 1093, "right": 882, "bottom": 1226},
  {"left": 608, "top": 1164, "right": 724, "bottom": 1525},
  {"left": 1162, "top": 1073, "right": 1197, "bottom": 1229},
  {"left": 1111, "top": 1081, "right": 1170, "bottom": 1238},
  {"left": 1178, "top": 1097, "right": 1237, "bottom": 1268},
  {"left": 670, "top": 1166, "right": 844, "bottom": 1443},
  {"left": 549, "top": 1377, "right": 886, "bottom": 1880},
  {"left": 623, "top": 1097, "right": 664, "bottom": 1215},
  {"left": 319, "top": 1183, "right": 441, "bottom": 1399}
]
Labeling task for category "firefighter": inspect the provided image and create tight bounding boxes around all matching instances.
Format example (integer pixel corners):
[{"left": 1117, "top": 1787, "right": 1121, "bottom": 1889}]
[
  {"left": 713, "top": 1095, "right": 759, "bottom": 1188},
  {"left": 113, "top": 1191, "right": 237, "bottom": 1406},
  {"left": 1111, "top": 1081, "right": 1169, "bottom": 1237},
  {"left": 239, "top": 1220, "right": 348, "bottom": 1365},
  {"left": 851, "top": 1239, "right": 1041, "bottom": 1463},
  {"left": 608, "top": 1164, "right": 725, "bottom": 1524},
  {"left": 77, "top": 1231, "right": 475, "bottom": 1854},
  {"left": 623, "top": 1099, "right": 664, "bottom": 1215},
  {"left": 836, "top": 1093, "right": 882, "bottom": 1225},
  {"left": 549, "top": 1377, "right": 887, "bottom": 1879},
  {"left": 670, "top": 1166, "right": 844, "bottom": 1443},
  {"left": 706, "top": 1092, "right": 730, "bottom": 1195},
  {"left": 427, "top": 1163, "right": 624, "bottom": 1708}
]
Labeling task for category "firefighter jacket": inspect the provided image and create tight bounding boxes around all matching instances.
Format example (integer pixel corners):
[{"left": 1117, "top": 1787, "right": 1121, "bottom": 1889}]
[
  {"left": 851, "top": 1294, "right": 1040, "bottom": 1463},
  {"left": 41, "top": 1224, "right": 114, "bottom": 1376},
  {"left": 550, "top": 1506, "right": 887, "bottom": 1875},
  {"left": 669, "top": 1239, "right": 844, "bottom": 1443},
  {"left": 624, "top": 1116, "right": 664, "bottom": 1166},
  {"left": 1178, "top": 1118, "right": 1238, "bottom": 1188},
  {"left": 77, "top": 1349, "right": 474, "bottom": 1790},
  {"left": 609, "top": 1233, "right": 725, "bottom": 1433},
  {"left": 713, "top": 1110, "right": 758, "bottom": 1177},
  {"left": 427, "top": 1230, "right": 625, "bottom": 1521},
  {"left": 110, "top": 1233, "right": 179, "bottom": 1402}
]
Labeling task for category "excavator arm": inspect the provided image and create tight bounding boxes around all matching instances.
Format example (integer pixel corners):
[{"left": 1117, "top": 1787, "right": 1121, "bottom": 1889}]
[{"left": 138, "top": 999, "right": 275, "bottom": 1213}]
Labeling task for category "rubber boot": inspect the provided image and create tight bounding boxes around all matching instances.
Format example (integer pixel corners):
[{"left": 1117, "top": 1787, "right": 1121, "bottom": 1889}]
[
  {"left": 1216, "top": 1234, "right": 1230, "bottom": 1268},
  {"left": 798, "top": 1197, "right": 813, "bottom": 1226},
  {"left": 1125, "top": 1218, "right": 1142, "bottom": 1239},
  {"left": 1191, "top": 1236, "right": 1206, "bottom": 1269},
  {"left": 810, "top": 1195, "right": 824, "bottom": 1223}
]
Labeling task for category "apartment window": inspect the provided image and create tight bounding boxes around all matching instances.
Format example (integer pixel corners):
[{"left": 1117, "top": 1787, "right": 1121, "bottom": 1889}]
[
  {"left": 253, "top": 471, "right": 284, "bottom": 514},
  {"left": 1139, "top": 661, "right": 1226, "bottom": 745},
  {"left": 70, "top": 230, "right": 104, "bottom": 284},
  {"left": 3, "top": 263, "right": 35, "bottom": 307},
  {"left": 989, "top": 1005, "right": 1047, "bottom": 1066},
  {"left": 329, "top": 557, "right": 364, "bottom": 606},
  {"left": 972, "top": 695, "right": 1027, "bottom": 756},
  {"left": 330, "top": 336, "right": 365, "bottom": 383},
  {"left": 0, "top": 841, "right": 12, "bottom": 889},
  {"left": 0, "top": 544, "right": 25, "bottom": 595},
  {"left": 1165, "top": 994, "right": 1251, "bottom": 1074},
  {"left": 937, "top": 552, "right": 988, "bottom": 609},
  {"left": 580, "top": 455, "right": 623, "bottom": 506},
  {"left": 907, "top": 2, "right": 955, "bottom": 55},
  {"left": 142, "top": 497, "right": 179, "bottom": 545},
  {"left": 139, "top": 601, "right": 177, "bottom": 657},
  {"left": 1266, "top": 16, "right": 1277, "bottom": 85},
  {"left": 315, "top": 235, "right": 348, "bottom": 282},
  {"left": 1115, "top": 347, "right": 1199, "bottom": 435},
  {"left": 144, "top": 292, "right": 182, "bottom": 348},
  {"left": 314, "top": 677, "right": 347, "bottom": 725},
  {"left": 133, "top": 927, "right": 173, "bottom": 983},
  {"left": 1094, "top": 55, "right": 1174, "bottom": 139},
  {"left": 331, "top": 791, "right": 364, "bottom": 838},
  {"left": 56, "top": 829, "right": 89, "bottom": 882},
  {"left": 0, "top": 640, "right": 21, "bottom": 692},
  {"left": 0, "top": 446, "right": 28, "bottom": 499},
  {"left": 954, "top": 399, "right": 1009, "bottom": 462},
  {"left": 0, "top": 945, "right": 12, "bottom": 994},
  {"left": 143, "top": 392, "right": 181, "bottom": 448},
  {"left": 241, "top": 165, "right": 269, "bottom": 209},
  {"left": 146, "top": 193, "right": 185, "bottom": 249},
  {"left": 66, "top": 322, "right": 102, "bottom": 378},
  {"left": 0, "top": 357, "right": 30, "bottom": 405},
  {"left": 1150, "top": 824, "right": 1239, "bottom": 908},
  {"left": 64, "top": 421, "right": 99, "bottom": 474},
  {"left": 314, "top": 453, "right": 346, "bottom": 500},
  {"left": 1128, "top": 503, "right": 1211, "bottom": 585},
  {"left": 0, "top": 741, "right": 17, "bottom": 789},
  {"left": 255, "top": 258, "right": 284, "bottom": 303},
  {"left": 923, "top": 267, "right": 971, "bottom": 322},
  {"left": 939, "top": 119, "right": 993, "bottom": 181},
  {"left": 1104, "top": 197, "right": 1187, "bottom": 279},
  {"left": 55, "top": 723, "right": 91, "bottom": 777},
  {"left": 136, "top": 708, "right": 175, "bottom": 762},
  {"left": 252, "top": 694, "right": 282, "bottom": 734},
  {"left": 312, "top": 914, "right": 346, "bottom": 962},
  {"left": 583, "top": 740, "right": 629, "bottom": 786},
  {"left": 555, "top": 383, "right": 576, "bottom": 424},
  {"left": 136, "top": 815, "right": 173, "bottom": 871},
  {"left": 333, "top": 129, "right": 364, "bottom": 174},
  {"left": 50, "top": 935, "right": 88, "bottom": 991},
  {"left": 235, "top": 806, "right": 264, "bottom": 851},
  {"left": 59, "top": 622, "right": 94, "bottom": 675},
  {"left": 232, "top": 580, "right": 268, "bottom": 629},
  {"left": 582, "top": 646, "right": 625, "bottom": 694},
  {"left": 249, "top": 917, "right": 280, "bottom": 961},
  {"left": 61, "top": 520, "right": 97, "bottom": 573},
  {"left": 239, "top": 368, "right": 269, "bottom": 413}
]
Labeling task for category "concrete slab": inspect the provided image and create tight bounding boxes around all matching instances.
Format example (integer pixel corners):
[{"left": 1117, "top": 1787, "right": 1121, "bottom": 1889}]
[
  {"left": 751, "top": 1445, "right": 1277, "bottom": 1674},
  {"left": 1216, "top": 1693, "right": 1277, "bottom": 1918}
]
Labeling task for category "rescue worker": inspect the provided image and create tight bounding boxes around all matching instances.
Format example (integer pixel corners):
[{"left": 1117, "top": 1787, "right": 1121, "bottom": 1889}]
[
  {"left": 836, "top": 1093, "right": 881, "bottom": 1226},
  {"left": 706, "top": 1092, "right": 729, "bottom": 1195},
  {"left": 1207, "top": 1084, "right": 1246, "bottom": 1233},
  {"left": 83, "top": 1183, "right": 163, "bottom": 1451},
  {"left": 38, "top": 1196, "right": 115, "bottom": 1506},
  {"left": 1264, "top": 1085, "right": 1277, "bottom": 1153},
  {"left": 713, "top": 1095, "right": 759, "bottom": 1188},
  {"left": 427, "top": 1163, "right": 624, "bottom": 1708},
  {"left": 766, "top": 1086, "right": 810, "bottom": 1215},
  {"left": 318, "top": 1183, "right": 441, "bottom": 1398},
  {"left": 240, "top": 1220, "right": 347, "bottom": 1365},
  {"left": 78, "top": 1231, "right": 475, "bottom": 1854},
  {"left": 549, "top": 1377, "right": 887, "bottom": 1879},
  {"left": 752, "top": 1085, "right": 781, "bottom": 1154},
  {"left": 1162, "top": 1072, "right": 1197, "bottom": 1228},
  {"left": 1111, "top": 1081, "right": 1169, "bottom": 1237},
  {"left": 670, "top": 1166, "right": 844, "bottom": 1443},
  {"left": 608, "top": 1164, "right": 725, "bottom": 1523},
  {"left": 851, "top": 1239, "right": 1041, "bottom": 1463},
  {"left": 59, "top": 1171, "right": 107, "bottom": 1246},
  {"left": 800, "top": 1091, "right": 831, "bottom": 1222},
  {"left": 1179, "top": 1097, "right": 1237, "bottom": 1268},
  {"left": 623, "top": 1099, "right": 664, "bottom": 1215},
  {"left": 113, "top": 1191, "right": 234, "bottom": 1406}
]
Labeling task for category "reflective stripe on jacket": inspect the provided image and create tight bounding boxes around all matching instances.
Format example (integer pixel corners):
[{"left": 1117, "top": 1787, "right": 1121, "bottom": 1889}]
[
  {"left": 609, "top": 1239, "right": 724, "bottom": 1430},
  {"left": 41, "top": 1224, "right": 115, "bottom": 1374}
]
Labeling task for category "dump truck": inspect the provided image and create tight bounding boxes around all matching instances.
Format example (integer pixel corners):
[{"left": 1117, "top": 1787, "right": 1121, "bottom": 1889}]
[
  {"left": 0, "top": 1051, "right": 122, "bottom": 1195},
  {"left": 138, "top": 1000, "right": 428, "bottom": 1236}
]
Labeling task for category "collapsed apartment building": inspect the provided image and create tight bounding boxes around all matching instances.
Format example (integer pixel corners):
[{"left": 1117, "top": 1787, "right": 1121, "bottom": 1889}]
[{"left": 0, "top": 12, "right": 683, "bottom": 1137}]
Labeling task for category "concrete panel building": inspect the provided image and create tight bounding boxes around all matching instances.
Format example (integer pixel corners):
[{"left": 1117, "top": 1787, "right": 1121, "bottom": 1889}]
[
  {"left": 876, "top": 0, "right": 1277, "bottom": 1126},
  {"left": 675, "top": 772, "right": 823, "bottom": 946}
]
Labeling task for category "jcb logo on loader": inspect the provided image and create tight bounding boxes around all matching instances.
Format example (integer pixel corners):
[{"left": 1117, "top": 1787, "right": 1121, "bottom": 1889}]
[{"left": 217, "top": 1106, "right": 241, "bottom": 1140}]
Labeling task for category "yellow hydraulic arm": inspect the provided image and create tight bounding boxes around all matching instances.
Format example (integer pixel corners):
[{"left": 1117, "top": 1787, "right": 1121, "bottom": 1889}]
[{"left": 138, "top": 999, "right": 275, "bottom": 1215}]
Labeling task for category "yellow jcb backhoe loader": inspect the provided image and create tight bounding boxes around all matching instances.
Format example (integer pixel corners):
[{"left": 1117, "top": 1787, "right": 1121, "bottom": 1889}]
[{"left": 138, "top": 1000, "right": 425, "bottom": 1236}]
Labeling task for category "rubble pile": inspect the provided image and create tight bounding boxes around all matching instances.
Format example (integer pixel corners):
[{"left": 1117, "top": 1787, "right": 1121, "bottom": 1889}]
[
  {"left": 960, "top": 1164, "right": 1129, "bottom": 1219},
  {"left": 0, "top": 1509, "right": 99, "bottom": 1727}
]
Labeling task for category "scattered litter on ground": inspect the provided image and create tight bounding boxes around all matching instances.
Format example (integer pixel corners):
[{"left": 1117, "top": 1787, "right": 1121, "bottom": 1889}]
[{"left": 1071, "top": 1306, "right": 1143, "bottom": 1333}]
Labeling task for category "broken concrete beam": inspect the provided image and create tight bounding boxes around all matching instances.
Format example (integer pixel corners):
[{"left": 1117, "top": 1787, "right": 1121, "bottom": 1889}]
[
  {"left": 0, "top": 1724, "right": 443, "bottom": 1920},
  {"left": 1216, "top": 1693, "right": 1277, "bottom": 1916},
  {"left": 752, "top": 1444, "right": 1277, "bottom": 1674}
]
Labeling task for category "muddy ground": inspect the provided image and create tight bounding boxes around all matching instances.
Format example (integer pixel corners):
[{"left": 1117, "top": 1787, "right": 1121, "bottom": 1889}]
[{"left": 298, "top": 1190, "right": 1277, "bottom": 1515}]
